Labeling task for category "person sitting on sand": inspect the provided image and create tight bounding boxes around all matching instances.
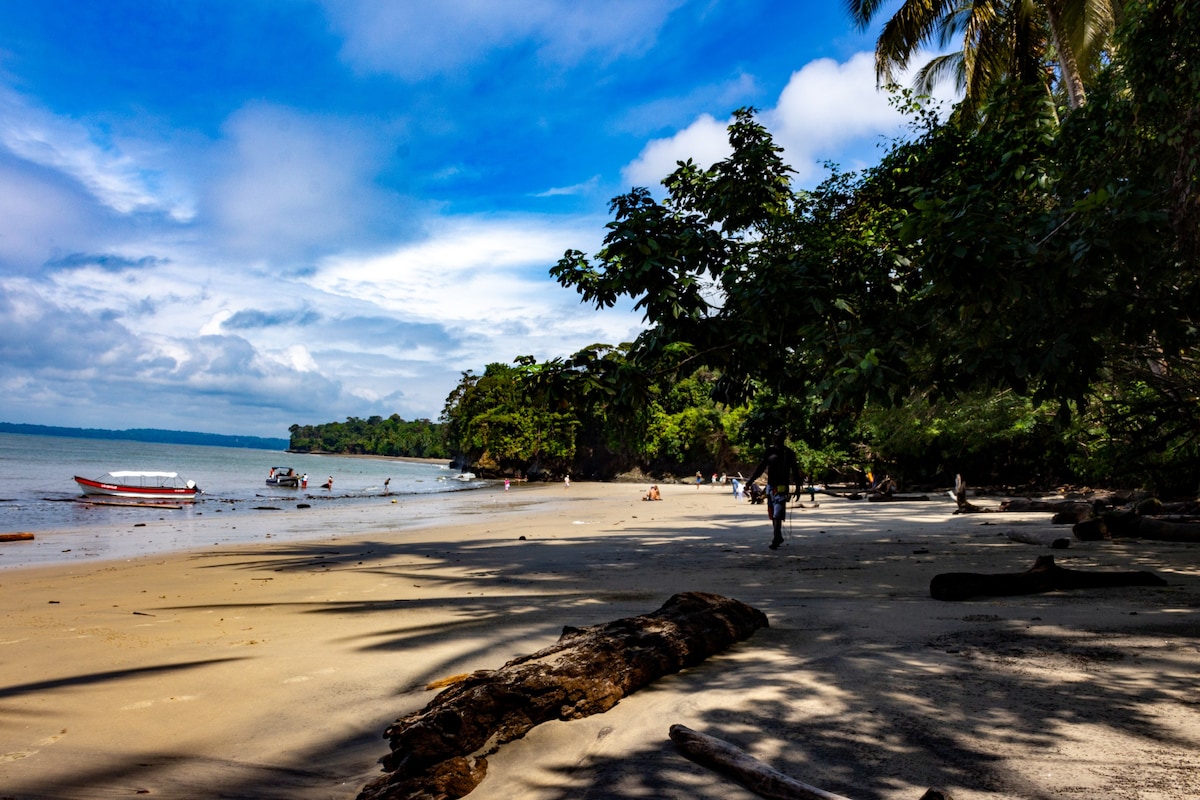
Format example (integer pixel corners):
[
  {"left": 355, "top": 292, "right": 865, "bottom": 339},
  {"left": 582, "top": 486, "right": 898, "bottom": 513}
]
[
  {"left": 321, "top": 476, "right": 333, "bottom": 490},
  {"left": 643, "top": 485, "right": 662, "bottom": 501}
]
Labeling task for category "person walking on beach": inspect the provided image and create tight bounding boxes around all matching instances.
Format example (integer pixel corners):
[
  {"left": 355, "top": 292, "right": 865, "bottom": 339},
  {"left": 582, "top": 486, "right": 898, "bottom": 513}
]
[
  {"left": 383, "top": 477, "right": 391, "bottom": 494},
  {"left": 564, "top": 474, "right": 570, "bottom": 489},
  {"left": 746, "top": 430, "right": 804, "bottom": 550}
]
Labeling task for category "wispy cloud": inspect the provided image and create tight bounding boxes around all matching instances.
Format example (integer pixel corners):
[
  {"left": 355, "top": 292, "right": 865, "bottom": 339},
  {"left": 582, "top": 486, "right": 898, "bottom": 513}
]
[
  {"left": 323, "top": 0, "right": 683, "bottom": 80},
  {"left": 0, "top": 85, "right": 195, "bottom": 221}
]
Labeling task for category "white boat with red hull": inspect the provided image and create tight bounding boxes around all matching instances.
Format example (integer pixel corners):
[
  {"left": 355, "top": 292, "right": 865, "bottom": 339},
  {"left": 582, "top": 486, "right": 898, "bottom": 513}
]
[{"left": 73, "top": 471, "right": 200, "bottom": 501}]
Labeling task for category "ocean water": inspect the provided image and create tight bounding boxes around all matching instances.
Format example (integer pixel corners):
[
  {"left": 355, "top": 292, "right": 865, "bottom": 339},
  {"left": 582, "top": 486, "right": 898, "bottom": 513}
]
[{"left": 0, "top": 432, "right": 481, "bottom": 535}]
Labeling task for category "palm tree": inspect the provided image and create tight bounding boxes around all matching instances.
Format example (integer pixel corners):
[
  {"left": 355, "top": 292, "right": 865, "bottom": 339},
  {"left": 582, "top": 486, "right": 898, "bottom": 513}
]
[{"left": 845, "top": 0, "right": 1118, "bottom": 112}]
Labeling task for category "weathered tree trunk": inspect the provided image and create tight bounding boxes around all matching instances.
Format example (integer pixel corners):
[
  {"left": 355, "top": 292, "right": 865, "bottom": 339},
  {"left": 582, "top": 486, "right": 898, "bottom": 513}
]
[
  {"left": 358, "top": 592, "right": 769, "bottom": 800},
  {"left": 930, "top": 555, "right": 1167, "bottom": 601},
  {"left": 669, "top": 725, "right": 953, "bottom": 800},
  {"left": 1001, "top": 498, "right": 1097, "bottom": 519},
  {"left": 950, "top": 474, "right": 987, "bottom": 514},
  {"left": 1075, "top": 510, "right": 1200, "bottom": 543},
  {"left": 669, "top": 724, "right": 855, "bottom": 800},
  {"left": 0, "top": 532, "right": 35, "bottom": 542}
]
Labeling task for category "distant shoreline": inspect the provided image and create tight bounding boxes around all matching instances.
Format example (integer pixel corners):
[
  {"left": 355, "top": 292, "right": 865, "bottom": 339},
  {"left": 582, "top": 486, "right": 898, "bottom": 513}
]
[
  {"left": 0, "top": 421, "right": 289, "bottom": 451},
  {"left": 288, "top": 450, "right": 453, "bottom": 466}
]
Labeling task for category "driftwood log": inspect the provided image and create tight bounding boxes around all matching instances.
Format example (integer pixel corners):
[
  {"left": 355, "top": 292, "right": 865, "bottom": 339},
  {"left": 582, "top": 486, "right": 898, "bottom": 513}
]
[
  {"left": 950, "top": 474, "right": 989, "bottom": 514},
  {"left": 669, "top": 725, "right": 953, "bottom": 800},
  {"left": 358, "top": 592, "right": 769, "bottom": 800},
  {"left": 1074, "top": 510, "right": 1200, "bottom": 542},
  {"left": 0, "top": 532, "right": 35, "bottom": 542},
  {"left": 1000, "top": 498, "right": 1098, "bottom": 519},
  {"left": 929, "top": 555, "right": 1167, "bottom": 601}
]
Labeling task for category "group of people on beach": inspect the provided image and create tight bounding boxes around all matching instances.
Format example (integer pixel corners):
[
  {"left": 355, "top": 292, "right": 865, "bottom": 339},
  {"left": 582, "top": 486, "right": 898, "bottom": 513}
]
[{"left": 640, "top": 431, "right": 815, "bottom": 551}]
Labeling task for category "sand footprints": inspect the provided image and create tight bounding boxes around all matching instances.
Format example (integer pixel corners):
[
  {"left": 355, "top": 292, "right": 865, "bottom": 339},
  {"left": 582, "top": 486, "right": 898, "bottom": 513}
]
[
  {"left": 283, "top": 666, "right": 336, "bottom": 685},
  {"left": 1, "top": 728, "right": 67, "bottom": 762}
]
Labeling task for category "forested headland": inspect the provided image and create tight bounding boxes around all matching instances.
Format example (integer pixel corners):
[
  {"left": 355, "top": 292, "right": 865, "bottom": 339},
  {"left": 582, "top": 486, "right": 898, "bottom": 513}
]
[
  {"left": 287, "top": 416, "right": 449, "bottom": 460},
  {"left": 302, "top": 4, "right": 1200, "bottom": 495}
]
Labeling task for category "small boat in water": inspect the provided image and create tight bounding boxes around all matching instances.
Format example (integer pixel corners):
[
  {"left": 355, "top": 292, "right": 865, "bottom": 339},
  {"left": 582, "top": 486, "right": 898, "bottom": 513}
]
[
  {"left": 74, "top": 471, "right": 200, "bottom": 500},
  {"left": 266, "top": 467, "right": 302, "bottom": 488}
]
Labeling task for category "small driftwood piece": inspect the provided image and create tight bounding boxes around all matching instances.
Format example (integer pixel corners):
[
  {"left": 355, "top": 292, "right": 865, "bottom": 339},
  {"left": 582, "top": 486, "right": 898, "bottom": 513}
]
[
  {"left": 1005, "top": 530, "right": 1071, "bottom": 549},
  {"left": 669, "top": 724, "right": 953, "bottom": 800},
  {"left": 930, "top": 555, "right": 1167, "bottom": 601},
  {"left": 358, "top": 592, "right": 769, "bottom": 800},
  {"left": 950, "top": 474, "right": 989, "bottom": 514}
]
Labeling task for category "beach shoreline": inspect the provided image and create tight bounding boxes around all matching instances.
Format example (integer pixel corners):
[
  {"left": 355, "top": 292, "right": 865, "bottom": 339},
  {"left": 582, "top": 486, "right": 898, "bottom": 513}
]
[{"left": 2, "top": 482, "right": 1198, "bottom": 799}]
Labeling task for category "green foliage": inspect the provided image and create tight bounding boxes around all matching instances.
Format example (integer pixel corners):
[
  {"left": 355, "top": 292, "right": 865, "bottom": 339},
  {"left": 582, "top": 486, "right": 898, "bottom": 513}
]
[
  {"left": 288, "top": 415, "right": 447, "bottom": 459},
  {"left": 543, "top": 5, "right": 1200, "bottom": 491},
  {"left": 440, "top": 362, "right": 578, "bottom": 476}
]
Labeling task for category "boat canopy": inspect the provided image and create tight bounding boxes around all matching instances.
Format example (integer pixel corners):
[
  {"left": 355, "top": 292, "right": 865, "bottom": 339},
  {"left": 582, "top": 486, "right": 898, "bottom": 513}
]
[{"left": 105, "top": 471, "right": 181, "bottom": 479}]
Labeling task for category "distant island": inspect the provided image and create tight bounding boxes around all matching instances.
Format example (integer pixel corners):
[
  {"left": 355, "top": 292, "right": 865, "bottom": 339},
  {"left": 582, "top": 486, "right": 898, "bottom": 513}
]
[{"left": 0, "top": 422, "right": 289, "bottom": 451}]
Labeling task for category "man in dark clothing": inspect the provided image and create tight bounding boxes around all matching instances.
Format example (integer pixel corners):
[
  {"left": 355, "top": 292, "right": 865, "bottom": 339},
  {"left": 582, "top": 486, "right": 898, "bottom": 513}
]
[{"left": 746, "top": 431, "right": 804, "bottom": 550}]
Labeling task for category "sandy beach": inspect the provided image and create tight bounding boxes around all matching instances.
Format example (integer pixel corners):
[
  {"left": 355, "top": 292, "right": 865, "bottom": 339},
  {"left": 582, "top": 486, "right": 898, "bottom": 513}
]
[{"left": 2, "top": 481, "right": 1198, "bottom": 800}]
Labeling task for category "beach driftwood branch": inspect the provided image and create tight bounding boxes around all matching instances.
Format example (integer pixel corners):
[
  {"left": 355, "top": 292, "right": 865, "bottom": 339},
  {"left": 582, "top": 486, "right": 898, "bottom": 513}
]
[
  {"left": 1074, "top": 510, "right": 1200, "bottom": 543},
  {"left": 668, "top": 724, "right": 953, "bottom": 800},
  {"left": 357, "top": 592, "right": 769, "bottom": 800},
  {"left": 930, "top": 555, "right": 1167, "bottom": 601},
  {"left": 669, "top": 724, "right": 854, "bottom": 800}
]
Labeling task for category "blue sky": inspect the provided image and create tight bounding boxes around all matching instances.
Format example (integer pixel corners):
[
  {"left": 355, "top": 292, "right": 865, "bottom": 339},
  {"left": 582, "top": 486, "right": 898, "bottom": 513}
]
[{"left": 0, "top": 0, "right": 953, "bottom": 438}]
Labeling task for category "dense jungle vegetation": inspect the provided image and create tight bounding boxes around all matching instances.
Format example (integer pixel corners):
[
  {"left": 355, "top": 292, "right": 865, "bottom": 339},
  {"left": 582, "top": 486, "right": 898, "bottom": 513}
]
[
  {"left": 288, "top": 416, "right": 449, "bottom": 459},
  {"left": 301, "top": 3, "right": 1200, "bottom": 496}
]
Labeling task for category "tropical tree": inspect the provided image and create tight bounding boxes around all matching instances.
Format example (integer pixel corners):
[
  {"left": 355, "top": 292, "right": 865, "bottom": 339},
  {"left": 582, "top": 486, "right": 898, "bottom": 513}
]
[{"left": 845, "top": 0, "right": 1118, "bottom": 112}]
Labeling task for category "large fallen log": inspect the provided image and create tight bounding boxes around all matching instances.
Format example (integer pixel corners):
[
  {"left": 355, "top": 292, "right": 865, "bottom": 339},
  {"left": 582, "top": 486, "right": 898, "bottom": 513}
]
[
  {"left": 929, "top": 555, "right": 1167, "bottom": 601},
  {"left": 1074, "top": 510, "right": 1200, "bottom": 543},
  {"left": 999, "top": 498, "right": 1097, "bottom": 518},
  {"left": 669, "top": 725, "right": 952, "bottom": 800},
  {"left": 358, "top": 592, "right": 769, "bottom": 800}
]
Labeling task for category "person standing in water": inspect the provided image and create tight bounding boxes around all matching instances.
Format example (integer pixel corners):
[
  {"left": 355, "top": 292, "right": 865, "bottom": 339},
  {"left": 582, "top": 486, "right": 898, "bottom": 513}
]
[{"left": 746, "top": 431, "right": 804, "bottom": 550}]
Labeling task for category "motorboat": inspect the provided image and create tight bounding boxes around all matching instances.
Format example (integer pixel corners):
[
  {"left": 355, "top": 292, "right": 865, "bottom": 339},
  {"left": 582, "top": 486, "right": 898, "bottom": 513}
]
[
  {"left": 266, "top": 467, "right": 302, "bottom": 488},
  {"left": 74, "top": 471, "right": 200, "bottom": 500}
]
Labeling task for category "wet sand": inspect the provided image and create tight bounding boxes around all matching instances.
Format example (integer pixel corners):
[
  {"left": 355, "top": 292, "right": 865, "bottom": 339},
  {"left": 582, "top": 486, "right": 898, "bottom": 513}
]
[{"left": 1, "top": 481, "right": 1198, "bottom": 799}]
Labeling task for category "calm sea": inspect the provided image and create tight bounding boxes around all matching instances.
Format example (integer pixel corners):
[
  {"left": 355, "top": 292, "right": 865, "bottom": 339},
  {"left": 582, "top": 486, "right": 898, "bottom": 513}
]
[{"left": 0, "top": 432, "right": 479, "bottom": 536}]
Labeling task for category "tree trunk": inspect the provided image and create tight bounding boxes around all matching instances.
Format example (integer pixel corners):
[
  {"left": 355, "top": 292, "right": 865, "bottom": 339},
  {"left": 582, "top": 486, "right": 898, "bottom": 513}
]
[
  {"left": 930, "top": 555, "right": 1167, "bottom": 601},
  {"left": 1046, "top": 0, "right": 1087, "bottom": 109},
  {"left": 669, "top": 725, "right": 953, "bottom": 800},
  {"left": 669, "top": 724, "right": 855, "bottom": 800},
  {"left": 358, "top": 592, "right": 769, "bottom": 800}
]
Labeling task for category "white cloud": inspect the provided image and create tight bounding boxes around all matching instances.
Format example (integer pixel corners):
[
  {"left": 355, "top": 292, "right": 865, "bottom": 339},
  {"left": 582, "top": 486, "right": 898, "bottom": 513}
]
[
  {"left": 322, "top": 0, "right": 682, "bottom": 79},
  {"left": 621, "top": 50, "right": 960, "bottom": 188},
  {"left": 621, "top": 113, "right": 733, "bottom": 189},
  {"left": 206, "top": 103, "right": 402, "bottom": 259},
  {"left": 312, "top": 214, "right": 641, "bottom": 351},
  {"left": 0, "top": 85, "right": 194, "bottom": 221}
]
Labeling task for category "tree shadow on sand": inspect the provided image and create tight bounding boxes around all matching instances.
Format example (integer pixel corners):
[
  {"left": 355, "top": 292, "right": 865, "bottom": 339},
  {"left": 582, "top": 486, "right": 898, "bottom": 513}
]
[{"left": 5, "top": 503, "right": 1199, "bottom": 799}]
